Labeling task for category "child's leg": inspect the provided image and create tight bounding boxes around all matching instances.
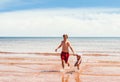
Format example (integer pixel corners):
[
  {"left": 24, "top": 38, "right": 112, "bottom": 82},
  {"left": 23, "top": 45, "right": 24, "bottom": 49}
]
[
  {"left": 67, "top": 62, "right": 70, "bottom": 67},
  {"left": 74, "top": 55, "right": 79, "bottom": 67},
  {"left": 74, "top": 60, "right": 78, "bottom": 66},
  {"left": 61, "top": 60, "right": 65, "bottom": 69},
  {"left": 66, "top": 53, "right": 70, "bottom": 67},
  {"left": 77, "top": 64, "right": 80, "bottom": 70},
  {"left": 77, "top": 57, "right": 82, "bottom": 70}
]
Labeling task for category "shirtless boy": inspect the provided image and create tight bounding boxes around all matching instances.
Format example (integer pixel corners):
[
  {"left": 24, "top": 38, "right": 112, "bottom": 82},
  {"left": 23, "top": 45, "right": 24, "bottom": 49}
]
[{"left": 55, "top": 34, "right": 74, "bottom": 70}]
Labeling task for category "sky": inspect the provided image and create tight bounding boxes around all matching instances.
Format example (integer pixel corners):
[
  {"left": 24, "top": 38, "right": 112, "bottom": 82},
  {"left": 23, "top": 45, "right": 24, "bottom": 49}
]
[{"left": 0, "top": 0, "right": 120, "bottom": 37}]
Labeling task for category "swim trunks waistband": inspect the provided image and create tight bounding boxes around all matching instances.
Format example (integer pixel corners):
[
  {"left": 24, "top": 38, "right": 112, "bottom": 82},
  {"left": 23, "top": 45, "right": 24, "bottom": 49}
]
[{"left": 61, "top": 51, "right": 69, "bottom": 54}]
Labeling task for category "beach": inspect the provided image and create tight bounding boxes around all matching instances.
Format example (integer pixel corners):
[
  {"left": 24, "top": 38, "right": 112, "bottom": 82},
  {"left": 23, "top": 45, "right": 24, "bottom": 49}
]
[
  {"left": 0, "top": 37, "right": 120, "bottom": 82},
  {"left": 0, "top": 52, "right": 120, "bottom": 82}
]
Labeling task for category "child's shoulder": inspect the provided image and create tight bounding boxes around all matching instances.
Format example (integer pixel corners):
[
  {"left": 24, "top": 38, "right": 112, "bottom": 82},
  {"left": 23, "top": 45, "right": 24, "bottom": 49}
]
[
  {"left": 66, "top": 40, "right": 70, "bottom": 43},
  {"left": 67, "top": 41, "right": 71, "bottom": 45}
]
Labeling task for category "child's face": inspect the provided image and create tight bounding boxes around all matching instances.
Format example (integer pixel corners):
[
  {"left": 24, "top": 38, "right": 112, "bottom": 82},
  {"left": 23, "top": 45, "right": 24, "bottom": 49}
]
[{"left": 63, "top": 34, "right": 68, "bottom": 40}]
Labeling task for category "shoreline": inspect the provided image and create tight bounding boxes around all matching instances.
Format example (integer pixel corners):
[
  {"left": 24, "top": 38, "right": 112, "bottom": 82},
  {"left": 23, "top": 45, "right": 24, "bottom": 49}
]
[{"left": 0, "top": 51, "right": 120, "bottom": 56}]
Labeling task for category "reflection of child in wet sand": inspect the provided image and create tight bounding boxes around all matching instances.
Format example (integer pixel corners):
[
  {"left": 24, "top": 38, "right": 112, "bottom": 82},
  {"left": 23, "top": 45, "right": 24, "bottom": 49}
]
[
  {"left": 62, "top": 74, "right": 69, "bottom": 82},
  {"left": 74, "top": 53, "right": 82, "bottom": 70},
  {"left": 74, "top": 72, "right": 81, "bottom": 82},
  {"left": 55, "top": 34, "right": 75, "bottom": 71},
  {"left": 62, "top": 72, "right": 81, "bottom": 82}
]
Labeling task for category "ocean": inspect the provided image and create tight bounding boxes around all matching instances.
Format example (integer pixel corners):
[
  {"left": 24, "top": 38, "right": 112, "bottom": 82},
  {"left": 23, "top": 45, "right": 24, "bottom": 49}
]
[{"left": 0, "top": 37, "right": 120, "bottom": 55}]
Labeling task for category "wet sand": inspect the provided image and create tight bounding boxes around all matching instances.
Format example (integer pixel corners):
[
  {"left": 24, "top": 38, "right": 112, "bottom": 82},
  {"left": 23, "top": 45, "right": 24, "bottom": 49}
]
[{"left": 0, "top": 52, "right": 120, "bottom": 82}]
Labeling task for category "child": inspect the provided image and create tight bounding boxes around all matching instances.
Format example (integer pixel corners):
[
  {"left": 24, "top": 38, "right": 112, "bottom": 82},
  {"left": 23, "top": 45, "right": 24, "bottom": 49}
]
[
  {"left": 74, "top": 53, "right": 82, "bottom": 70},
  {"left": 55, "top": 34, "right": 75, "bottom": 71}
]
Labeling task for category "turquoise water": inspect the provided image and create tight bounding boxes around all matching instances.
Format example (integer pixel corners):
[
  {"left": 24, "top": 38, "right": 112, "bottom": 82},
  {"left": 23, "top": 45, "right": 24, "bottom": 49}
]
[{"left": 0, "top": 37, "right": 120, "bottom": 54}]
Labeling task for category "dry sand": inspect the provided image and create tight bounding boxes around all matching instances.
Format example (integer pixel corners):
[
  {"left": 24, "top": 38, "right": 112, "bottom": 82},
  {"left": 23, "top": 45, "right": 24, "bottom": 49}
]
[{"left": 0, "top": 52, "right": 120, "bottom": 82}]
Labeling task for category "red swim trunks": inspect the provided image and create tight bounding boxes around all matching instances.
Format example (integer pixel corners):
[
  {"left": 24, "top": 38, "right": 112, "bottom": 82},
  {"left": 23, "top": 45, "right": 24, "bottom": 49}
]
[{"left": 61, "top": 52, "right": 69, "bottom": 63}]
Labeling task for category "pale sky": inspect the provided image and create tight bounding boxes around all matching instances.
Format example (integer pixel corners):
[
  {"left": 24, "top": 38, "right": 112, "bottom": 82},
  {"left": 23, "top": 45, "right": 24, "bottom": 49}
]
[{"left": 0, "top": 0, "right": 120, "bottom": 37}]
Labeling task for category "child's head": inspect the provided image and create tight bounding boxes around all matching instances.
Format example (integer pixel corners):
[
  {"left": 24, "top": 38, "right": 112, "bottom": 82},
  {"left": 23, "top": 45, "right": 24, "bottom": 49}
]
[{"left": 63, "top": 34, "right": 68, "bottom": 40}]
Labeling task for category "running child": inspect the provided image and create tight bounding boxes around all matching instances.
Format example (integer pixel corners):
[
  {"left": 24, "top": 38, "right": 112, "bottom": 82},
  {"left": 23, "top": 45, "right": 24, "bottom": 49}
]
[{"left": 55, "top": 34, "right": 75, "bottom": 70}]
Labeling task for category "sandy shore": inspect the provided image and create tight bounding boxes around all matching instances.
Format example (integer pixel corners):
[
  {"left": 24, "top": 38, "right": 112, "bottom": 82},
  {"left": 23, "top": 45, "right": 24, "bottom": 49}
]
[{"left": 0, "top": 52, "right": 120, "bottom": 82}]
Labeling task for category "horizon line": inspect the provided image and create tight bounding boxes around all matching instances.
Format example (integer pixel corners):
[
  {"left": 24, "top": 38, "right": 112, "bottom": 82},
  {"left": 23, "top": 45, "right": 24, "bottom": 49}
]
[{"left": 0, "top": 36, "right": 120, "bottom": 38}]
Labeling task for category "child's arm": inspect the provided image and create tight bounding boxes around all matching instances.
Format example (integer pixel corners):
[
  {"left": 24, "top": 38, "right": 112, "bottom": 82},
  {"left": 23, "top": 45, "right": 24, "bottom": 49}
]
[
  {"left": 55, "top": 41, "right": 62, "bottom": 52},
  {"left": 70, "top": 46, "right": 75, "bottom": 55},
  {"left": 68, "top": 42, "right": 75, "bottom": 55}
]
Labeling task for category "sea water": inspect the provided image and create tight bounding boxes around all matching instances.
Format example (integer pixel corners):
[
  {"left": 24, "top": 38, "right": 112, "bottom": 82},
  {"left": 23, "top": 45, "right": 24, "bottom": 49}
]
[{"left": 0, "top": 37, "right": 120, "bottom": 55}]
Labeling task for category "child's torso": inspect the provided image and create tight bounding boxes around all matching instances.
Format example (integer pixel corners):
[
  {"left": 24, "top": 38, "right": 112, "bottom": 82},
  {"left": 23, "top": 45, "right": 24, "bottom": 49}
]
[{"left": 62, "top": 41, "right": 69, "bottom": 52}]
